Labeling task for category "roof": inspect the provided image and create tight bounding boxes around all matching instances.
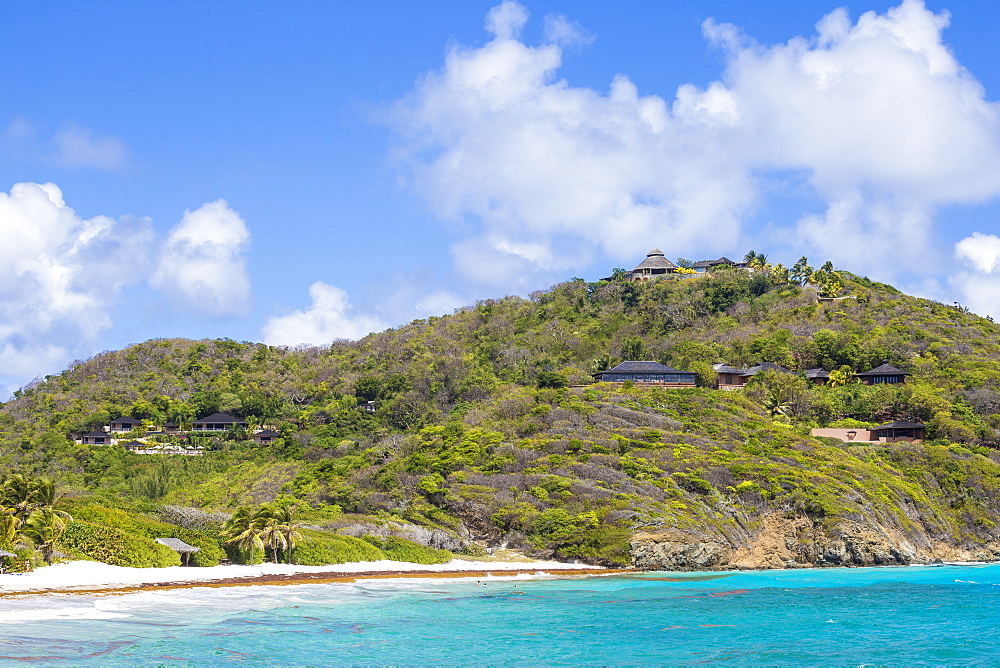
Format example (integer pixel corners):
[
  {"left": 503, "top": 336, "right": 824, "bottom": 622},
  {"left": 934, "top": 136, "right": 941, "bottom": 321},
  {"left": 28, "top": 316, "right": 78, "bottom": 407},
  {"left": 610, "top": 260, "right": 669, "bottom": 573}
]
[
  {"left": 0, "top": 549, "right": 16, "bottom": 558},
  {"left": 856, "top": 364, "right": 909, "bottom": 377},
  {"left": 123, "top": 440, "right": 146, "bottom": 448},
  {"left": 692, "top": 257, "right": 737, "bottom": 268},
  {"left": 872, "top": 420, "right": 925, "bottom": 430},
  {"left": 632, "top": 248, "right": 676, "bottom": 272},
  {"left": 254, "top": 429, "right": 281, "bottom": 437},
  {"left": 598, "top": 361, "right": 693, "bottom": 375},
  {"left": 713, "top": 364, "right": 744, "bottom": 374},
  {"left": 741, "top": 362, "right": 794, "bottom": 376},
  {"left": 804, "top": 368, "right": 830, "bottom": 378},
  {"left": 82, "top": 430, "right": 110, "bottom": 437},
  {"left": 191, "top": 412, "right": 246, "bottom": 424},
  {"left": 110, "top": 416, "right": 141, "bottom": 424},
  {"left": 155, "top": 537, "right": 201, "bottom": 553}
]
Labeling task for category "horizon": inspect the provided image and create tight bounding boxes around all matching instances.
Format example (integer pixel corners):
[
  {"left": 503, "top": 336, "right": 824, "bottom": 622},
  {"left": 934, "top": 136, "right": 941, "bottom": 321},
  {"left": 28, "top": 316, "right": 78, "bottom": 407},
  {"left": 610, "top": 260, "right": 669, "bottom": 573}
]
[{"left": 1, "top": 0, "right": 999, "bottom": 397}]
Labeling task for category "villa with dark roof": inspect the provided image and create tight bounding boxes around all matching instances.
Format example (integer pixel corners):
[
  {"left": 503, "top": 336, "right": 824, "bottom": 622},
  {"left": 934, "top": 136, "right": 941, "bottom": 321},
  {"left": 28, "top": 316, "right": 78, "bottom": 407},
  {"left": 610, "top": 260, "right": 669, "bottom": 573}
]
[
  {"left": 714, "top": 362, "right": 794, "bottom": 389},
  {"left": 594, "top": 361, "right": 695, "bottom": 386},
  {"left": 804, "top": 368, "right": 830, "bottom": 384},
  {"left": 109, "top": 416, "right": 143, "bottom": 433},
  {"left": 691, "top": 257, "right": 744, "bottom": 273},
  {"left": 191, "top": 412, "right": 248, "bottom": 432},
  {"left": 856, "top": 364, "right": 909, "bottom": 385}
]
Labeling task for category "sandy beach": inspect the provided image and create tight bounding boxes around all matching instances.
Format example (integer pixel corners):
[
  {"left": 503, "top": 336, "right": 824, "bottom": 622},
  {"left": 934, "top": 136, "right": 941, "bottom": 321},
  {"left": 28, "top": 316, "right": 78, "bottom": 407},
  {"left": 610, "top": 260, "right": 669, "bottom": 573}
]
[{"left": 0, "top": 558, "right": 626, "bottom": 597}]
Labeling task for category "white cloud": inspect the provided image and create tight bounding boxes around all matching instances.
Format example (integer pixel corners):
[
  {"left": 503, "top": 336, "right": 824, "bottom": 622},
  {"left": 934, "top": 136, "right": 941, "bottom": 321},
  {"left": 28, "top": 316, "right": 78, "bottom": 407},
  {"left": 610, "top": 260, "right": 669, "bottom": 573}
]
[
  {"left": 955, "top": 232, "right": 1000, "bottom": 274},
  {"left": 392, "top": 0, "right": 1000, "bottom": 288},
  {"left": 414, "top": 290, "right": 467, "bottom": 316},
  {"left": 262, "top": 282, "right": 387, "bottom": 346},
  {"left": 151, "top": 200, "right": 252, "bottom": 317},
  {"left": 3, "top": 118, "right": 128, "bottom": 170},
  {"left": 0, "top": 182, "right": 153, "bottom": 393},
  {"left": 543, "top": 14, "right": 595, "bottom": 47},
  {"left": 50, "top": 124, "right": 129, "bottom": 170},
  {"left": 952, "top": 232, "right": 1000, "bottom": 319}
]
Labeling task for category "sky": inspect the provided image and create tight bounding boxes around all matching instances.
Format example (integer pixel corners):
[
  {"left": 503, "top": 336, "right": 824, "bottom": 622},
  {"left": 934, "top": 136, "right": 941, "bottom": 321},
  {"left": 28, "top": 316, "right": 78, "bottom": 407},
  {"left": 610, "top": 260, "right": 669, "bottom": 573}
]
[{"left": 1, "top": 0, "right": 999, "bottom": 397}]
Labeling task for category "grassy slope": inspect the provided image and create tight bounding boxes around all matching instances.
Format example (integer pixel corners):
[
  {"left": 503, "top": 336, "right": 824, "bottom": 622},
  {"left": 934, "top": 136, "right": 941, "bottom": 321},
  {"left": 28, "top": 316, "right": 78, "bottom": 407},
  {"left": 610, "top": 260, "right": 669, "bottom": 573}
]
[{"left": 2, "top": 270, "right": 1000, "bottom": 566}]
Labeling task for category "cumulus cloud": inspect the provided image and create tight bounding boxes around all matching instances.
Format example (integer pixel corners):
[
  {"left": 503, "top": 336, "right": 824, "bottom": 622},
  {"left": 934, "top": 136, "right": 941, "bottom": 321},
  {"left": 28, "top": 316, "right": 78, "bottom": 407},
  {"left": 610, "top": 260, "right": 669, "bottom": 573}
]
[
  {"left": 392, "top": 0, "right": 1000, "bottom": 288},
  {"left": 262, "top": 282, "right": 387, "bottom": 346},
  {"left": 952, "top": 232, "right": 1000, "bottom": 319},
  {"left": 150, "top": 200, "right": 252, "bottom": 317},
  {"left": 0, "top": 182, "right": 153, "bottom": 395}
]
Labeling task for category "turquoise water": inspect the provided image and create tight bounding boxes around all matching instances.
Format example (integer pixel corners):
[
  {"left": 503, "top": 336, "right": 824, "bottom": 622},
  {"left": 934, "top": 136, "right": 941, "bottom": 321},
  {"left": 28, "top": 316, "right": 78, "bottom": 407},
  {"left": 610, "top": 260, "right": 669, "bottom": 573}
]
[{"left": 1, "top": 564, "right": 999, "bottom": 665}]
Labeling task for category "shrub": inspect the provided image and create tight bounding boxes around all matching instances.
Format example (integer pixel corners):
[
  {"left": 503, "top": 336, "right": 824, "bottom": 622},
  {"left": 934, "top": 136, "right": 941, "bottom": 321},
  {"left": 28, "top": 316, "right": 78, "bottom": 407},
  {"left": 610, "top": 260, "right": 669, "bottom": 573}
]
[
  {"left": 59, "top": 520, "right": 179, "bottom": 568},
  {"left": 291, "top": 532, "right": 385, "bottom": 565},
  {"left": 361, "top": 535, "right": 452, "bottom": 564}
]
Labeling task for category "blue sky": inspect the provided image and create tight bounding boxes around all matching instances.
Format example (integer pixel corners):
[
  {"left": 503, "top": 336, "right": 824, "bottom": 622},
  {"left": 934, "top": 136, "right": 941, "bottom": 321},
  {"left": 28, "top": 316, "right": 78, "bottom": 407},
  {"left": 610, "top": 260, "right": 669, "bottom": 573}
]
[{"left": 1, "top": 0, "right": 999, "bottom": 395}]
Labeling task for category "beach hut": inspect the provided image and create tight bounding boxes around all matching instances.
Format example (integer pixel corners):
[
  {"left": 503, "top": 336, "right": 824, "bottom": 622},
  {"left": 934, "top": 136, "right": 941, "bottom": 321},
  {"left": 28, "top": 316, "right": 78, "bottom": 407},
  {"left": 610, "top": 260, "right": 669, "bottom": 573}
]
[
  {"left": 0, "top": 548, "right": 15, "bottom": 573},
  {"left": 155, "top": 538, "right": 201, "bottom": 566}
]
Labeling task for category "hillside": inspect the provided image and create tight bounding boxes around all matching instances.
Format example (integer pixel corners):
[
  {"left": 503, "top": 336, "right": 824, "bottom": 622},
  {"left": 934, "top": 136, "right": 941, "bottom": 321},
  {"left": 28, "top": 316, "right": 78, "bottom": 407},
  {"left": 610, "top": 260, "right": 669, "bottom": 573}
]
[{"left": 2, "top": 265, "right": 1000, "bottom": 569}]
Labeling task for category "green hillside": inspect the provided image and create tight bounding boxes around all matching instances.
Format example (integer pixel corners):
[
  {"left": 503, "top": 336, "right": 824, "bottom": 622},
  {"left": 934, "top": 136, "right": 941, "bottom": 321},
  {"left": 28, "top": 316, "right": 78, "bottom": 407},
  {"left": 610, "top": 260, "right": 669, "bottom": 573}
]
[{"left": 2, "top": 264, "right": 1000, "bottom": 570}]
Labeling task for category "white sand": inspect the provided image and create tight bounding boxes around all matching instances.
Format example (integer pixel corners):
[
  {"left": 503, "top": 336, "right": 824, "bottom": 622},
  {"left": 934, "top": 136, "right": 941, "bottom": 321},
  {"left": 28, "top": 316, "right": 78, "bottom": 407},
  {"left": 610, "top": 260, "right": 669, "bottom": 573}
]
[{"left": 0, "top": 558, "right": 600, "bottom": 594}]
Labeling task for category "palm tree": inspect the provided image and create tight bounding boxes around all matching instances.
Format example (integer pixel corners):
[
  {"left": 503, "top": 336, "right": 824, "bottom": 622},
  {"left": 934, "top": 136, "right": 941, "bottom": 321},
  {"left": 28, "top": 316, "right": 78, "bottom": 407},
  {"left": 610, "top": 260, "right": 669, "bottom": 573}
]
[
  {"left": 270, "top": 504, "right": 305, "bottom": 564},
  {"left": 0, "top": 507, "right": 22, "bottom": 546},
  {"left": 1, "top": 474, "right": 38, "bottom": 522},
  {"left": 253, "top": 505, "right": 287, "bottom": 564},
  {"left": 22, "top": 507, "right": 72, "bottom": 564},
  {"left": 221, "top": 507, "right": 264, "bottom": 563}
]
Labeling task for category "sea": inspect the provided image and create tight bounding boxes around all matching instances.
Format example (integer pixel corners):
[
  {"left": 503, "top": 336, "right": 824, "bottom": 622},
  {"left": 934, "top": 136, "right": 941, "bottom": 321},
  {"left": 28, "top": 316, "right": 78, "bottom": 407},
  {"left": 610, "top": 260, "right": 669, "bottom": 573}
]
[{"left": 1, "top": 564, "right": 999, "bottom": 665}]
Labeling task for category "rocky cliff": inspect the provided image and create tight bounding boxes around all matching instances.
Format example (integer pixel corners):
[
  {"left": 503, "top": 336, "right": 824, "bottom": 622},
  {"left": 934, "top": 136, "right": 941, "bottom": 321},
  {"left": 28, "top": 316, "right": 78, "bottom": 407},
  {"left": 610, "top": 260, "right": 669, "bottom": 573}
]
[{"left": 630, "top": 513, "right": 1000, "bottom": 570}]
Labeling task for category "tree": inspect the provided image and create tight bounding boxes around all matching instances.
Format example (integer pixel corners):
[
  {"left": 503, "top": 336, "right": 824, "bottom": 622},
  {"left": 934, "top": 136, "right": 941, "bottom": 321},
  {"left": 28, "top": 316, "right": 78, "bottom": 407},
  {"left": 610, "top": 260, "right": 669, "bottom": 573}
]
[
  {"left": 220, "top": 507, "right": 264, "bottom": 563},
  {"left": 254, "top": 507, "right": 287, "bottom": 564},
  {"left": 620, "top": 337, "right": 645, "bottom": 361},
  {"left": 270, "top": 504, "right": 305, "bottom": 564},
  {"left": 536, "top": 371, "right": 568, "bottom": 389},
  {"left": 22, "top": 507, "right": 72, "bottom": 564},
  {"left": 791, "top": 257, "right": 813, "bottom": 285},
  {"left": 745, "top": 370, "right": 810, "bottom": 418}
]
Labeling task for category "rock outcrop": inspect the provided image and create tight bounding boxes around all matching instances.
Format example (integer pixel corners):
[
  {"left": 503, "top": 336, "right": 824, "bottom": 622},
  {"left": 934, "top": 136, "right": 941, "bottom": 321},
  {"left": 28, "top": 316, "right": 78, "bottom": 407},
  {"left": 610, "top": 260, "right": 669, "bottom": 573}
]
[{"left": 630, "top": 513, "right": 1000, "bottom": 570}]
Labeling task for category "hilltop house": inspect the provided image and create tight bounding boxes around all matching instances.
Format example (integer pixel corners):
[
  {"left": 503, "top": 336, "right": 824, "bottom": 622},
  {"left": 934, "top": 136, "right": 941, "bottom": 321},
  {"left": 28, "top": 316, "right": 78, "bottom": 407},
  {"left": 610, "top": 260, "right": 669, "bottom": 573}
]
[
  {"left": 191, "top": 412, "right": 247, "bottom": 432},
  {"left": 811, "top": 420, "right": 926, "bottom": 444},
  {"left": 594, "top": 361, "right": 696, "bottom": 386},
  {"left": 804, "top": 368, "right": 830, "bottom": 385},
  {"left": 251, "top": 429, "right": 281, "bottom": 445},
  {"left": 691, "top": 257, "right": 744, "bottom": 273},
  {"left": 629, "top": 248, "right": 676, "bottom": 281},
  {"left": 80, "top": 430, "right": 112, "bottom": 445},
  {"left": 109, "top": 416, "right": 143, "bottom": 433},
  {"left": 856, "top": 364, "right": 909, "bottom": 385},
  {"left": 714, "top": 362, "right": 794, "bottom": 389}
]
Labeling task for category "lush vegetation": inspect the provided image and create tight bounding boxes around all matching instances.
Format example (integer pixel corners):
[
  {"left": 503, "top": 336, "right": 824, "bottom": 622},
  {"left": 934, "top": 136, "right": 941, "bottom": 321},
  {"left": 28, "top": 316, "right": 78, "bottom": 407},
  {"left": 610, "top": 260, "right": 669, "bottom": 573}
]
[{"left": 2, "top": 259, "right": 1000, "bottom": 568}]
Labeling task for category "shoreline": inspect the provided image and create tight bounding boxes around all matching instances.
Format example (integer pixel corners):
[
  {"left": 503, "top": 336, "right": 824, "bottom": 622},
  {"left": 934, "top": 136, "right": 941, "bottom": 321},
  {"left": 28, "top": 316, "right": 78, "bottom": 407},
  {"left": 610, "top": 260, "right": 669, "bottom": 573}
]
[{"left": 0, "top": 559, "right": 631, "bottom": 599}]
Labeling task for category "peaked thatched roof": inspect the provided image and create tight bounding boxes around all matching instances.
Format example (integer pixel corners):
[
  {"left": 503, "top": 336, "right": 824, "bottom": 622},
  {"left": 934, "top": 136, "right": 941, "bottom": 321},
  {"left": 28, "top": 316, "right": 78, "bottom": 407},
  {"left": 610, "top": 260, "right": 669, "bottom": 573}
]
[
  {"left": 632, "top": 248, "right": 676, "bottom": 272},
  {"left": 856, "top": 363, "right": 909, "bottom": 377},
  {"left": 804, "top": 368, "right": 830, "bottom": 379},
  {"left": 155, "top": 538, "right": 201, "bottom": 553}
]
